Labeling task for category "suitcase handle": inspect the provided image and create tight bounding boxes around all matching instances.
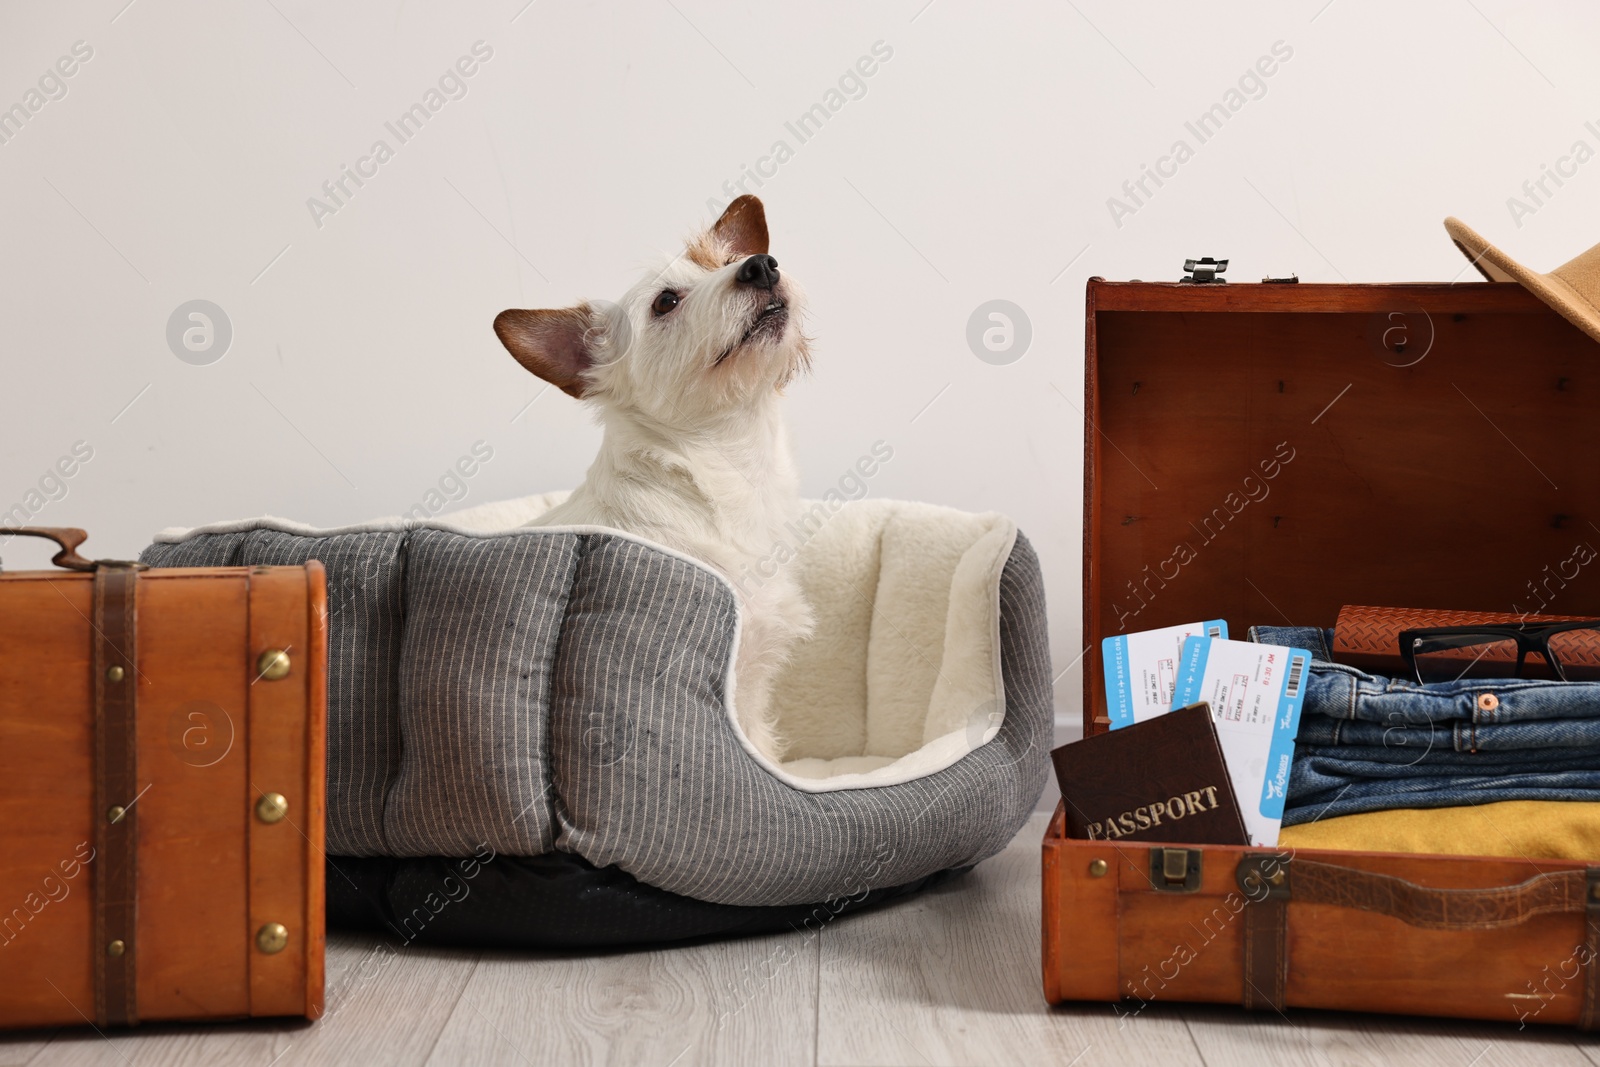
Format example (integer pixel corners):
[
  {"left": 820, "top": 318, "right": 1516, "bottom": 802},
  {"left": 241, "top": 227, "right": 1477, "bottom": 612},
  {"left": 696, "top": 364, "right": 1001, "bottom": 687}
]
[
  {"left": 1239, "top": 853, "right": 1597, "bottom": 930},
  {"left": 0, "top": 526, "right": 97, "bottom": 572}
]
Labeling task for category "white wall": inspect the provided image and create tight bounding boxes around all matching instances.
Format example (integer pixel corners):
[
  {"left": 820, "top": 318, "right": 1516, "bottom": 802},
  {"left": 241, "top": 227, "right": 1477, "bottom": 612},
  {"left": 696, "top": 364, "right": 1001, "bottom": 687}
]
[{"left": 3, "top": 0, "right": 1596, "bottom": 729}]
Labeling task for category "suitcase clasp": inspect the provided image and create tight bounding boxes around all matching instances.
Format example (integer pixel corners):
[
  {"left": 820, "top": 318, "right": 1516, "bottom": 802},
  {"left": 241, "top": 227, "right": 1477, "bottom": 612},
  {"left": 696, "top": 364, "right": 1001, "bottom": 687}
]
[
  {"left": 1150, "top": 847, "right": 1202, "bottom": 893},
  {"left": 1180, "top": 257, "right": 1228, "bottom": 284}
]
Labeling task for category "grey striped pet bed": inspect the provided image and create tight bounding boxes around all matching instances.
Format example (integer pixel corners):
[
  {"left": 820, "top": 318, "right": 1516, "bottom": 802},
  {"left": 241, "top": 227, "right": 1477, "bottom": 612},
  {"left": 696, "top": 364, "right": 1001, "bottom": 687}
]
[{"left": 141, "top": 498, "right": 1051, "bottom": 944}]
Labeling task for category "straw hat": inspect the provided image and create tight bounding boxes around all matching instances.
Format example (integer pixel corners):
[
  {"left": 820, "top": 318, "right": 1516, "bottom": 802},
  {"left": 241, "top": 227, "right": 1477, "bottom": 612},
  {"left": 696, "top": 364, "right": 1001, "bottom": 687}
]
[{"left": 1444, "top": 216, "right": 1600, "bottom": 344}]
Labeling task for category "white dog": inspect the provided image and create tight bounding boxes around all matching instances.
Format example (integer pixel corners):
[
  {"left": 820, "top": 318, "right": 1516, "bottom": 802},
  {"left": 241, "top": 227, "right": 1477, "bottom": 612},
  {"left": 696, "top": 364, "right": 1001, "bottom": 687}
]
[{"left": 493, "top": 195, "right": 815, "bottom": 760}]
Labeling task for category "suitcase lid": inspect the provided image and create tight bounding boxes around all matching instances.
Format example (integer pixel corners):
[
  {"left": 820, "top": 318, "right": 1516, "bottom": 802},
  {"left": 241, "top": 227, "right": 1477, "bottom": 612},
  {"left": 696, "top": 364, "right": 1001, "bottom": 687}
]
[{"left": 1082, "top": 278, "right": 1600, "bottom": 735}]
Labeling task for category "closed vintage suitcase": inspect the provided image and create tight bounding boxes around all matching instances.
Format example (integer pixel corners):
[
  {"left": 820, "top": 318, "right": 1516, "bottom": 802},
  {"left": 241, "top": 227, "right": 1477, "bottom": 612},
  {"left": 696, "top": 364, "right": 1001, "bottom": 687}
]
[
  {"left": 0, "top": 527, "right": 326, "bottom": 1029},
  {"left": 1046, "top": 277, "right": 1600, "bottom": 1027}
]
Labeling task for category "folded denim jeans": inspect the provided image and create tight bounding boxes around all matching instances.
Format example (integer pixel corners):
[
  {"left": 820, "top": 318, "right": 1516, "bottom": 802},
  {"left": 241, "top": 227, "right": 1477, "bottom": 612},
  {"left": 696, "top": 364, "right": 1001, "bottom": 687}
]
[
  {"left": 1287, "top": 762, "right": 1600, "bottom": 822},
  {"left": 1252, "top": 626, "right": 1600, "bottom": 727},
  {"left": 1249, "top": 625, "right": 1600, "bottom": 825},
  {"left": 1295, "top": 714, "right": 1600, "bottom": 754}
]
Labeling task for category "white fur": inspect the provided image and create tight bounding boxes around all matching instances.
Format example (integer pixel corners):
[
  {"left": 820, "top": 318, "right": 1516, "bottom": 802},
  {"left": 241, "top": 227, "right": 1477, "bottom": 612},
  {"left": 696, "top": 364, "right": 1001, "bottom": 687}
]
[{"left": 518, "top": 218, "right": 815, "bottom": 759}]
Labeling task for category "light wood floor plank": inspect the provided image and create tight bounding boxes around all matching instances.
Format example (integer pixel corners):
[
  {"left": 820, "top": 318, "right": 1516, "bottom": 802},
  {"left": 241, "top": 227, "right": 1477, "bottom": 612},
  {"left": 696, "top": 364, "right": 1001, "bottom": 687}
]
[
  {"left": 0, "top": 1032, "right": 59, "bottom": 1067},
  {"left": 424, "top": 932, "right": 819, "bottom": 1067},
  {"left": 21, "top": 932, "right": 477, "bottom": 1067},
  {"left": 1181, "top": 1003, "right": 1597, "bottom": 1067},
  {"left": 817, "top": 810, "right": 1204, "bottom": 1067}
]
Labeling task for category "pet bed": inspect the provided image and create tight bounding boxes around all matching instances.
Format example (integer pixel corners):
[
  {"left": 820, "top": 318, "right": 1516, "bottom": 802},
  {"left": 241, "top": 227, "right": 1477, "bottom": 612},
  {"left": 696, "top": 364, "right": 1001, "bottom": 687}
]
[{"left": 140, "top": 496, "right": 1052, "bottom": 945}]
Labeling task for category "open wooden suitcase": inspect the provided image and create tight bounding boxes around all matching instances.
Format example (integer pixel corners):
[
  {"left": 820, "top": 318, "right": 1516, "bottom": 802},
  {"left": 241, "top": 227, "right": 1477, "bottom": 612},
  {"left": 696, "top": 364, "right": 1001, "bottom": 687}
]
[
  {"left": 1043, "top": 277, "right": 1600, "bottom": 1027},
  {"left": 0, "top": 528, "right": 327, "bottom": 1029}
]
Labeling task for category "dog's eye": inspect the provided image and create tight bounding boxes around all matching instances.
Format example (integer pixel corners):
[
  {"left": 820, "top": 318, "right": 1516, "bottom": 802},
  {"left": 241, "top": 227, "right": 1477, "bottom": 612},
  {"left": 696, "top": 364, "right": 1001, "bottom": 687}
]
[{"left": 651, "top": 290, "right": 681, "bottom": 316}]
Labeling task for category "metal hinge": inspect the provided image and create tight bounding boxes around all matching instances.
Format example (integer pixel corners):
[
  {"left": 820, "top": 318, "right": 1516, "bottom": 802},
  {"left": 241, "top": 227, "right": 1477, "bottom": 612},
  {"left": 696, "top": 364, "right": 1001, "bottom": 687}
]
[
  {"left": 1150, "top": 847, "right": 1203, "bottom": 893},
  {"left": 1180, "top": 257, "right": 1228, "bottom": 284}
]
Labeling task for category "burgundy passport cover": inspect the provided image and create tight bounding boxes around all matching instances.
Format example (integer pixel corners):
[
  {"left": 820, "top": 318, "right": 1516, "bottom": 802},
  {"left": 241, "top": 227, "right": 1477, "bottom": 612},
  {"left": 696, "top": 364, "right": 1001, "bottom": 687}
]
[{"left": 1051, "top": 703, "right": 1250, "bottom": 844}]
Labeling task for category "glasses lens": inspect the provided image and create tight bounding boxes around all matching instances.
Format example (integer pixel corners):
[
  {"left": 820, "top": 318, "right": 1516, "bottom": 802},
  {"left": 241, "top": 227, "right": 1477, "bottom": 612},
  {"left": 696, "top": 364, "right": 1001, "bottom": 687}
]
[
  {"left": 1409, "top": 633, "right": 1522, "bottom": 683},
  {"left": 1547, "top": 626, "right": 1600, "bottom": 682}
]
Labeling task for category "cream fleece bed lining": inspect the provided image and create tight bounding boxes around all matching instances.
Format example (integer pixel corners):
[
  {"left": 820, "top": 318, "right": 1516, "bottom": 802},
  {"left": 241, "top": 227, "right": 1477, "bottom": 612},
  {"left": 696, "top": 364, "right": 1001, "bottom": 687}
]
[{"left": 154, "top": 494, "right": 1018, "bottom": 794}]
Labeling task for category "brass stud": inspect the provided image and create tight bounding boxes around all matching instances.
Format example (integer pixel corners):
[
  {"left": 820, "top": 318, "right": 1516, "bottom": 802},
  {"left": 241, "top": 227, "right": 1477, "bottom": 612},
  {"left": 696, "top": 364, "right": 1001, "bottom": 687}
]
[
  {"left": 256, "top": 649, "right": 291, "bottom": 682},
  {"left": 256, "top": 793, "right": 289, "bottom": 824},
  {"left": 1088, "top": 859, "right": 1108, "bottom": 878},
  {"left": 1268, "top": 869, "right": 1286, "bottom": 887},
  {"left": 106, "top": 665, "right": 125, "bottom": 683},
  {"left": 1592, "top": 883, "right": 1600, "bottom": 901},
  {"left": 106, "top": 805, "right": 126, "bottom": 824},
  {"left": 256, "top": 922, "right": 289, "bottom": 954},
  {"left": 106, "top": 939, "right": 126, "bottom": 957}
]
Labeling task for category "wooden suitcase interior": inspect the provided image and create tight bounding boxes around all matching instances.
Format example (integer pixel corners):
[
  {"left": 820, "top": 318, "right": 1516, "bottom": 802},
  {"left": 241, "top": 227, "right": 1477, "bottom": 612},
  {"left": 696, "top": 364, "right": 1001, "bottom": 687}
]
[
  {"left": 1053, "top": 280, "right": 1600, "bottom": 1026},
  {"left": 1083, "top": 280, "right": 1600, "bottom": 733}
]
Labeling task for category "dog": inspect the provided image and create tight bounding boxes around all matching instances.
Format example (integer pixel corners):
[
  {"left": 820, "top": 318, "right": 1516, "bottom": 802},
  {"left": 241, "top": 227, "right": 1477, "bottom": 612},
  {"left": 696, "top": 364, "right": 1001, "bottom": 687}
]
[{"left": 493, "top": 195, "right": 815, "bottom": 761}]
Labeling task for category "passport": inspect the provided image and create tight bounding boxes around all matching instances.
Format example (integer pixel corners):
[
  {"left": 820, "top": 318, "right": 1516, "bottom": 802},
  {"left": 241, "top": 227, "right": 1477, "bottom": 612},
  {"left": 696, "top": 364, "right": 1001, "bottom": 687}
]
[{"left": 1051, "top": 703, "right": 1250, "bottom": 845}]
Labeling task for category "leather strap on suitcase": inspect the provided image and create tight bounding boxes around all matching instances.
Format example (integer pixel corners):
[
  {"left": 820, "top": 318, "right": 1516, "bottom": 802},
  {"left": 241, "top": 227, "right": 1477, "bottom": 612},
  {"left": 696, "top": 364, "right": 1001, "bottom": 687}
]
[
  {"left": 93, "top": 560, "right": 141, "bottom": 1027},
  {"left": 1236, "top": 852, "right": 1600, "bottom": 1025},
  {"left": 2, "top": 527, "right": 145, "bottom": 1027},
  {"left": 1237, "top": 854, "right": 1289, "bottom": 1013}
]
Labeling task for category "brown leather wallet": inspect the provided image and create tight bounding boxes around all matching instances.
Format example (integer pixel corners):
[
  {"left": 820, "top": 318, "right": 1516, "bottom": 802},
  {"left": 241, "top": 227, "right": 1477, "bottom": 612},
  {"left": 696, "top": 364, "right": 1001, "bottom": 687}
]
[{"left": 1333, "top": 604, "right": 1598, "bottom": 675}]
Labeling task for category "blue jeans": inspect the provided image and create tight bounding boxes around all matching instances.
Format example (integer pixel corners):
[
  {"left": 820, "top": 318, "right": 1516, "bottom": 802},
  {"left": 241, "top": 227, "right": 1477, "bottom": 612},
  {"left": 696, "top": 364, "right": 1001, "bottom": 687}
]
[{"left": 1249, "top": 626, "right": 1600, "bottom": 824}]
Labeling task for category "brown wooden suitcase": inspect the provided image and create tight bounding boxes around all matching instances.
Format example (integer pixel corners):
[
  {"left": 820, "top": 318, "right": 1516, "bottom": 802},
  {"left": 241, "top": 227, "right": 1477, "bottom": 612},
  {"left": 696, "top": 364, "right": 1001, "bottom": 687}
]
[
  {"left": 0, "top": 527, "right": 327, "bottom": 1029},
  {"left": 1045, "top": 278, "right": 1600, "bottom": 1027}
]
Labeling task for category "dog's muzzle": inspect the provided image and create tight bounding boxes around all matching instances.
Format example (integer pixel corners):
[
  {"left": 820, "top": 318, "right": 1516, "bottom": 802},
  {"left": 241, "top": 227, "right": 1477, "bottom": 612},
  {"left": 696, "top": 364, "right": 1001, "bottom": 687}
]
[
  {"left": 746, "top": 296, "right": 788, "bottom": 340},
  {"left": 714, "top": 293, "right": 790, "bottom": 366}
]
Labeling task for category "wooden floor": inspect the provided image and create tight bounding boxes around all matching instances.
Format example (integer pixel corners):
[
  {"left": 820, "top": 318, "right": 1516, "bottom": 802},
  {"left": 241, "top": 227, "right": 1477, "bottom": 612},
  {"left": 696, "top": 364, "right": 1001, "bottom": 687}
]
[{"left": 5, "top": 811, "right": 1598, "bottom": 1067}]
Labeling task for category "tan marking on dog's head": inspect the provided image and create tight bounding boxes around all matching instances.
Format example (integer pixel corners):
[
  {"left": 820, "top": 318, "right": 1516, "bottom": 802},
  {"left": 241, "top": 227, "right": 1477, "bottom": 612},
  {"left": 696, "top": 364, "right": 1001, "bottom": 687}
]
[{"left": 684, "top": 231, "right": 726, "bottom": 271}]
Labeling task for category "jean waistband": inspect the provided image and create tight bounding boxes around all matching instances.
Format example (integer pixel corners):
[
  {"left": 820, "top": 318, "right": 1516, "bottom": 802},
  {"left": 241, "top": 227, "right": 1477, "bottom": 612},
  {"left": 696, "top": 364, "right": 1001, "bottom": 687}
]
[
  {"left": 1251, "top": 624, "right": 1600, "bottom": 727},
  {"left": 1296, "top": 713, "right": 1600, "bottom": 753}
]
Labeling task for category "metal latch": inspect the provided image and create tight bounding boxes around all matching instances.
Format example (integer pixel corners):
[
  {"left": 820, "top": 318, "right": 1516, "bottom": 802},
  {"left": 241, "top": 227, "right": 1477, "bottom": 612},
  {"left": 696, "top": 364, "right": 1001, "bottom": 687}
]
[
  {"left": 1180, "top": 257, "right": 1227, "bottom": 284},
  {"left": 1150, "top": 847, "right": 1202, "bottom": 893},
  {"left": 1261, "top": 274, "right": 1299, "bottom": 284}
]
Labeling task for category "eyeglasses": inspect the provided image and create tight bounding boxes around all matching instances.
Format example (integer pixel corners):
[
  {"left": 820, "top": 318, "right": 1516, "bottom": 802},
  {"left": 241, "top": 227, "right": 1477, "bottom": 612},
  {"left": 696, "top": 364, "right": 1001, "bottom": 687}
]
[{"left": 1398, "top": 620, "right": 1600, "bottom": 684}]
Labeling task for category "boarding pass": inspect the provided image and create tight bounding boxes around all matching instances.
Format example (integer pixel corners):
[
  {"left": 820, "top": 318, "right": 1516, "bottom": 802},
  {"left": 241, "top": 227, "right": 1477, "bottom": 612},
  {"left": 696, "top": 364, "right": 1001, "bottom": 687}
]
[
  {"left": 1170, "top": 636, "right": 1311, "bottom": 847},
  {"left": 1102, "top": 619, "right": 1228, "bottom": 728}
]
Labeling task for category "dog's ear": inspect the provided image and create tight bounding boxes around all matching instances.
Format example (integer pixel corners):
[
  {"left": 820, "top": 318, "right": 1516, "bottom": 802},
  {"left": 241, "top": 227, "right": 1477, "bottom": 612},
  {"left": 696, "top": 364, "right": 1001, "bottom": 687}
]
[
  {"left": 493, "top": 305, "right": 594, "bottom": 399},
  {"left": 712, "top": 195, "right": 769, "bottom": 257}
]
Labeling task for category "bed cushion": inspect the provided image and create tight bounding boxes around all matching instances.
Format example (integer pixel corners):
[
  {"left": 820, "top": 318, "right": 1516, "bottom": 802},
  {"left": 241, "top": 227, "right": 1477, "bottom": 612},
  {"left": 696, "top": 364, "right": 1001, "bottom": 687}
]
[{"left": 140, "top": 499, "right": 1052, "bottom": 908}]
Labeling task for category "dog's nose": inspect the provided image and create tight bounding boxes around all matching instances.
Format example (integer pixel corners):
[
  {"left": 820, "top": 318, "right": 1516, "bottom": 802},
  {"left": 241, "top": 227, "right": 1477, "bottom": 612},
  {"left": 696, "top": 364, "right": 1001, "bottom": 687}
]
[{"left": 735, "top": 254, "right": 780, "bottom": 290}]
